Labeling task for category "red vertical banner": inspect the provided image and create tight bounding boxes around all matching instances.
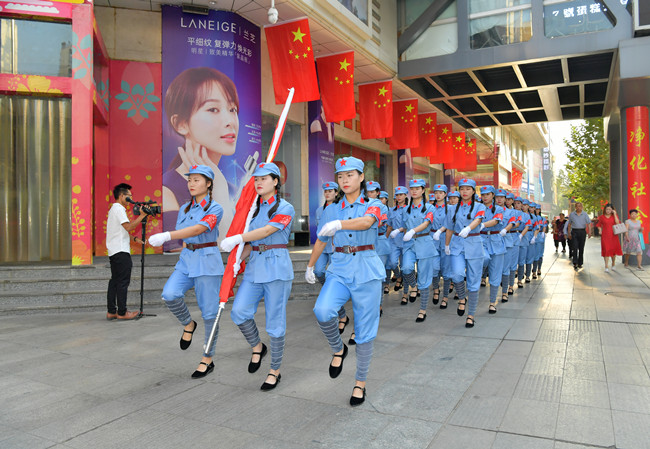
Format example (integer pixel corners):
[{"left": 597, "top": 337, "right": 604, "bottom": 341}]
[
  {"left": 411, "top": 112, "right": 437, "bottom": 159},
  {"left": 446, "top": 132, "right": 465, "bottom": 170},
  {"left": 315, "top": 51, "right": 355, "bottom": 122},
  {"left": 358, "top": 80, "right": 393, "bottom": 139},
  {"left": 461, "top": 138, "right": 477, "bottom": 172},
  {"left": 626, "top": 106, "right": 650, "bottom": 231},
  {"left": 387, "top": 99, "right": 419, "bottom": 150},
  {"left": 436, "top": 124, "right": 453, "bottom": 164}
]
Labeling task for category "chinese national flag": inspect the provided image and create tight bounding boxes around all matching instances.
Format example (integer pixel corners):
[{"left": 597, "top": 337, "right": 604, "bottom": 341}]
[
  {"left": 411, "top": 112, "right": 437, "bottom": 159},
  {"left": 358, "top": 80, "right": 392, "bottom": 139},
  {"left": 446, "top": 132, "right": 465, "bottom": 170},
  {"left": 387, "top": 99, "right": 418, "bottom": 150},
  {"left": 461, "top": 139, "right": 477, "bottom": 171},
  {"left": 436, "top": 123, "right": 453, "bottom": 164},
  {"left": 264, "top": 18, "right": 320, "bottom": 104},
  {"left": 316, "top": 51, "right": 355, "bottom": 122}
]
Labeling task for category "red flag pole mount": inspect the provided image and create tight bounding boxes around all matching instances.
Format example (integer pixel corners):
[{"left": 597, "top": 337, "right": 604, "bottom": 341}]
[{"left": 204, "top": 87, "right": 295, "bottom": 354}]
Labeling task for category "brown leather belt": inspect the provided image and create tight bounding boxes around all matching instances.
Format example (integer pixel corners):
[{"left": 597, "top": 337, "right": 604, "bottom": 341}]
[
  {"left": 453, "top": 232, "right": 480, "bottom": 237},
  {"left": 414, "top": 233, "right": 430, "bottom": 238},
  {"left": 509, "top": 230, "right": 520, "bottom": 233},
  {"left": 480, "top": 230, "right": 500, "bottom": 235},
  {"left": 252, "top": 244, "right": 288, "bottom": 252},
  {"left": 334, "top": 244, "right": 374, "bottom": 254},
  {"left": 186, "top": 242, "right": 218, "bottom": 251}
]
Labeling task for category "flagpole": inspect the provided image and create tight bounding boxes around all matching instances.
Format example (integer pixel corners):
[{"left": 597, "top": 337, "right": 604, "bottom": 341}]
[{"left": 204, "top": 88, "right": 295, "bottom": 354}]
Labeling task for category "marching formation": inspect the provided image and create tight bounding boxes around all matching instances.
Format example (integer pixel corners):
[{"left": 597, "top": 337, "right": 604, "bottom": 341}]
[{"left": 147, "top": 158, "right": 549, "bottom": 408}]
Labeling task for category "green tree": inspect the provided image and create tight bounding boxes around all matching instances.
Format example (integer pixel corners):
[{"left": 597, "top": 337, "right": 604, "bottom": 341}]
[
  {"left": 555, "top": 168, "right": 570, "bottom": 213},
  {"left": 564, "top": 118, "right": 610, "bottom": 214}
]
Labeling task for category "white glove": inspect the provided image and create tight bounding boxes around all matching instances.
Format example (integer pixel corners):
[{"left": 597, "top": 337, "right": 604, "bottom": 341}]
[
  {"left": 148, "top": 231, "right": 171, "bottom": 247},
  {"left": 499, "top": 229, "right": 507, "bottom": 237},
  {"left": 318, "top": 220, "right": 342, "bottom": 237},
  {"left": 519, "top": 233, "right": 524, "bottom": 241},
  {"left": 305, "top": 266, "right": 316, "bottom": 284},
  {"left": 389, "top": 229, "right": 401, "bottom": 239},
  {"left": 232, "top": 261, "right": 241, "bottom": 275},
  {"left": 459, "top": 226, "right": 472, "bottom": 238},
  {"left": 403, "top": 229, "right": 416, "bottom": 242},
  {"left": 445, "top": 245, "right": 451, "bottom": 255},
  {"left": 220, "top": 234, "right": 243, "bottom": 252},
  {"left": 433, "top": 229, "right": 443, "bottom": 241},
  {"left": 530, "top": 236, "right": 536, "bottom": 244},
  {"left": 480, "top": 223, "right": 486, "bottom": 232}
]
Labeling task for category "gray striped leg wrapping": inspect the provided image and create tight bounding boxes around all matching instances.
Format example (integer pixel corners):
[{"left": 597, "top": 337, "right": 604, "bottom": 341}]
[
  {"left": 419, "top": 285, "right": 430, "bottom": 310},
  {"left": 164, "top": 297, "right": 191, "bottom": 326},
  {"left": 501, "top": 274, "right": 510, "bottom": 295},
  {"left": 443, "top": 278, "right": 452, "bottom": 297},
  {"left": 489, "top": 284, "right": 498, "bottom": 303},
  {"left": 509, "top": 270, "right": 516, "bottom": 287},
  {"left": 237, "top": 319, "right": 261, "bottom": 348},
  {"left": 318, "top": 317, "right": 344, "bottom": 353},
  {"left": 355, "top": 341, "right": 373, "bottom": 382},
  {"left": 270, "top": 335, "right": 285, "bottom": 370},
  {"left": 455, "top": 280, "right": 467, "bottom": 300},
  {"left": 338, "top": 306, "right": 347, "bottom": 320},
  {"left": 403, "top": 271, "right": 417, "bottom": 290},
  {"left": 525, "top": 264, "right": 532, "bottom": 277},
  {"left": 517, "top": 264, "right": 525, "bottom": 281}
]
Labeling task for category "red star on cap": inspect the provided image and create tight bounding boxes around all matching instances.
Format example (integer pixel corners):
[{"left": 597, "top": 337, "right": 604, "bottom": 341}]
[
  {"left": 340, "top": 159, "right": 347, "bottom": 166},
  {"left": 461, "top": 178, "right": 467, "bottom": 183},
  {"left": 259, "top": 163, "right": 265, "bottom": 167},
  {"left": 192, "top": 165, "right": 198, "bottom": 169}
]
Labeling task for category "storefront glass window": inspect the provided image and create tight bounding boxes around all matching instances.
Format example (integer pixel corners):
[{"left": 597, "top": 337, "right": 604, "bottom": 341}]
[
  {"left": 261, "top": 114, "right": 302, "bottom": 236},
  {"left": 0, "top": 18, "right": 72, "bottom": 77},
  {"left": 543, "top": 0, "right": 615, "bottom": 38},
  {"left": 402, "top": 1, "right": 458, "bottom": 59},
  {"left": 469, "top": 1, "right": 532, "bottom": 49}
]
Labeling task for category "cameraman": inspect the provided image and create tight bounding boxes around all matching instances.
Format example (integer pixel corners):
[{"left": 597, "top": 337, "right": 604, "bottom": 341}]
[{"left": 106, "top": 183, "right": 146, "bottom": 320}]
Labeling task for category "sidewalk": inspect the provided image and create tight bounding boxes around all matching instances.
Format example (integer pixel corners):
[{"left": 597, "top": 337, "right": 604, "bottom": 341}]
[{"left": 1, "top": 239, "right": 649, "bottom": 449}]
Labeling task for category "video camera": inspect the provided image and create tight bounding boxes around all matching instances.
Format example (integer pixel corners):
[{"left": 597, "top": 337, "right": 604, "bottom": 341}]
[{"left": 126, "top": 197, "right": 161, "bottom": 216}]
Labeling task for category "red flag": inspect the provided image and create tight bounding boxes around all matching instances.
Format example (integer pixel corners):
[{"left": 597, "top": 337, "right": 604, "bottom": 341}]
[
  {"left": 358, "top": 80, "right": 392, "bottom": 139},
  {"left": 316, "top": 51, "right": 355, "bottom": 122},
  {"left": 461, "top": 138, "right": 477, "bottom": 172},
  {"left": 436, "top": 123, "right": 453, "bottom": 164},
  {"left": 446, "top": 132, "right": 465, "bottom": 170},
  {"left": 388, "top": 99, "right": 419, "bottom": 150},
  {"left": 264, "top": 18, "right": 319, "bottom": 104},
  {"left": 411, "top": 112, "right": 437, "bottom": 159}
]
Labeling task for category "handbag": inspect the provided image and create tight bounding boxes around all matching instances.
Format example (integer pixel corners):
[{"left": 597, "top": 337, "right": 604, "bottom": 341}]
[{"left": 613, "top": 223, "right": 627, "bottom": 235}]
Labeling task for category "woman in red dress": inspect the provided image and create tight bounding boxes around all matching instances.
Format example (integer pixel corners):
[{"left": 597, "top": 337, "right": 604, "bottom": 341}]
[{"left": 595, "top": 204, "right": 622, "bottom": 272}]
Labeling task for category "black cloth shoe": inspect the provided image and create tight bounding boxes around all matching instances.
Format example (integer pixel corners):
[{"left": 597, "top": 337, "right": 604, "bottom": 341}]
[
  {"left": 180, "top": 320, "right": 197, "bottom": 350},
  {"left": 465, "top": 317, "right": 475, "bottom": 328},
  {"left": 348, "top": 333, "right": 356, "bottom": 345},
  {"left": 350, "top": 386, "right": 366, "bottom": 407},
  {"left": 248, "top": 343, "right": 267, "bottom": 373},
  {"left": 260, "top": 373, "right": 281, "bottom": 391},
  {"left": 191, "top": 361, "right": 214, "bottom": 379},
  {"left": 415, "top": 312, "right": 426, "bottom": 323},
  {"left": 329, "top": 344, "right": 348, "bottom": 378},
  {"left": 338, "top": 316, "right": 349, "bottom": 334},
  {"left": 457, "top": 299, "right": 466, "bottom": 316}
]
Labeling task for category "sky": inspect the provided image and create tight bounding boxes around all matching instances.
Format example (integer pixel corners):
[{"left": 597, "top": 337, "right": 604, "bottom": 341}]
[{"left": 547, "top": 119, "right": 585, "bottom": 172}]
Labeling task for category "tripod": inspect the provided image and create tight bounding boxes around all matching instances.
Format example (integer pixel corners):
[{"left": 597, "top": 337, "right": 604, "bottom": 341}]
[{"left": 137, "top": 215, "right": 157, "bottom": 318}]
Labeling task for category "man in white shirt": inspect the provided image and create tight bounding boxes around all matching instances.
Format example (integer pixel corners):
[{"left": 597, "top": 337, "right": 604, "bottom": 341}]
[
  {"left": 567, "top": 202, "right": 592, "bottom": 270},
  {"left": 106, "top": 183, "right": 146, "bottom": 320}
]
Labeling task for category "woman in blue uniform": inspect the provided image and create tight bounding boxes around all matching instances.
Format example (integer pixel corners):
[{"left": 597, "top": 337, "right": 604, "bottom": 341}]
[
  {"left": 536, "top": 213, "right": 547, "bottom": 277},
  {"left": 494, "top": 189, "right": 519, "bottom": 304},
  {"left": 305, "top": 156, "right": 385, "bottom": 406},
  {"left": 524, "top": 201, "right": 541, "bottom": 283},
  {"left": 504, "top": 193, "right": 520, "bottom": 296},
  {"left": 444, "top": 178, "right": 486, "bottom": 328},
  {"left": 390, "top": 179, "right": 439, "bottom": 322},
  {"left": 446, "top": 191, "right": 460, "bottom": 300},
  {"left": 430, "top": 184, "right": 450, "bottom": 308},
  {"left": 478, "top": 186, "right": 505, "bottom": 313},
  {"left": 313, "top": 182, "right": 350, "bottom": 334},
  {"left": 386, "top": 186, "right": 409, "bottom": 302},
  {"left": 220, "top": 162, "right": 295, "bottom": 391},
  {"left": 148, "top": 165, "right": 224, "bottom": 378},
  {"left": 516, "top": 199, "right": 534, "bottom": 286}
]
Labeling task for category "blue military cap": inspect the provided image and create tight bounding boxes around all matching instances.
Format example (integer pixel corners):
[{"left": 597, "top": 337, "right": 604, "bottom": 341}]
[
  {"left": 394, "top": 186, "right": 408, "bottom": 195},
  {"left": 252, "top": 162, "right": 281, "bottom": 178},
  {"left": 448, "top": 191, "right": 460, "bottom": 198},
  {"left": 366, "top": 181, "right": 381, "bottom": 191},
  {"left": 409, "top": 179, "right": 426, "bottom": 188},
  {"left": 506, "top": 192, "right": 515, "bottom": 199},
  {"left": 185, "top": 164, "right": 214, "bottom": 180},
  {"left": 475, "top": 194, "right": 482, "bottom": 203},
  {"left": 429, "top": 193, "right": 436, "bottom": 201},
  {"left": 433, "top": 184, "right": 448, "bottom": 193},
  {"left": 335, "top": 156, "right": 364, "bottom": 173},
  {"left": 458, "top": 177, "right": 477, "bottom": 189},
  {"left": 379, "top": 190, "right": 389, "bottom": 199},
  {"left": 495, "top": 188, "right": 507, "bottom": 197},
  {"left": 322, "top": 181, "right": 338, "bottom": 191},
  {"left": 514, "top": 196, "right": 524, "bottom": 202},
  {"left": 522, "top": 199, "right": 530, "bottom": 206},
  {"left": 480, "top": 185, "right": 496, "bottom": 195}
]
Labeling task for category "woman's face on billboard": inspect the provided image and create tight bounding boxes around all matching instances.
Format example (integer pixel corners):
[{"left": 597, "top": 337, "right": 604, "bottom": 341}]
[{"left": 178, "top": 81, "right": 239, "bottom": 156}]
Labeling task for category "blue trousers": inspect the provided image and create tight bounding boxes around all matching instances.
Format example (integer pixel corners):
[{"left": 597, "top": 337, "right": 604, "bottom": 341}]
[
  {"left": 230, "top": 279, "right": 292, "bottom": 338},
  {"left": 526, "top": 242, "right": 537, "bottom": 264},
  {"left": 402, "top": 248, "right": 438, "bottom": 290},
  {"left": 313, "top": 277, "right": 381, "bottom": 345},
  {"left": 389, "top": 245, "right": 404, "bottom": 274},
  {"left": 536, "top": 241, "right": 544, "bottom": 260},
  {"left": 314, "top": 251, "right": 331, "bottom": 280},
  {"left": 450, "top": 254, "right": 483, "bottom": 293},
  {"left": 162, "top": 271, "right": 221, "bottom": 320},
  {"left": 484, "top": 253, "right": 505, "bottom": 287},
  {"left": 504, "top": 246, "right": 519, "bottom": 275}
]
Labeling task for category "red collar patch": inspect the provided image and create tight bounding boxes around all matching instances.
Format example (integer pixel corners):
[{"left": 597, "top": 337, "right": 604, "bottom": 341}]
[{"left": 461, "top": 200, "right": 472, "bottom": 206}]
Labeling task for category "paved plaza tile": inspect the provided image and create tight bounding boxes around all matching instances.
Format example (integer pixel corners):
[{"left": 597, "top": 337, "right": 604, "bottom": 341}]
[{"left": 1, "top": 240, "right": 650, "bottom": 448}]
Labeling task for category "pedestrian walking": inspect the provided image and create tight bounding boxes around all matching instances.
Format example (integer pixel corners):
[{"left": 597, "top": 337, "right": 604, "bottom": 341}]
[
  {"left": 595, "top": 203, "right": 622, "bottom": 272},
  {"left": 567, "top": 202, "right": 592, "bottom": 270},
  {"left": 148, "top": 165, "right": 224, "bottom": 378},
  {"left": 430, "top": 185, "right": 452, "bottom": 309},
  {"left": 306, "top": 156, "right": 385, "bottom": 406},
  {"left": 387, "top": 186, "right": 408, "bottom": 299},
  {"left": 514, "top": 197, "right": 532, "bottom": 288},
  {"left": 623, "top": 209, "right": 645, "bottom": 270},
  {"left": 554, "top": 213, "right": 567, "bottom": 253},
  {"left": 478, "top": 186, "right": 506, "bottom": 314}
]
